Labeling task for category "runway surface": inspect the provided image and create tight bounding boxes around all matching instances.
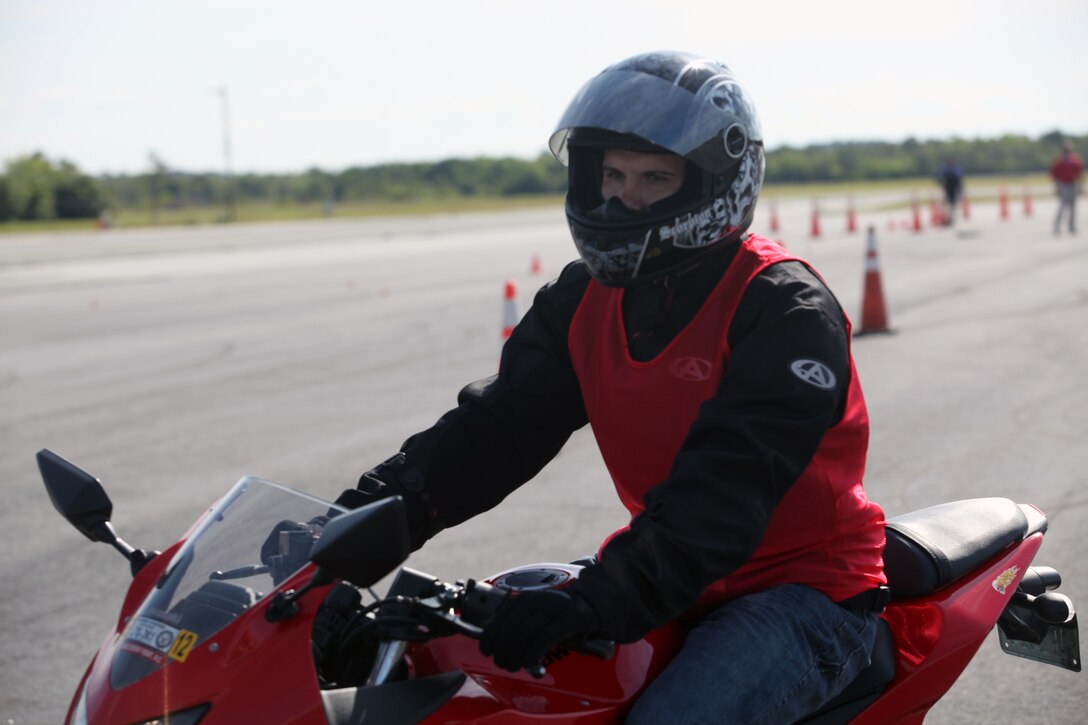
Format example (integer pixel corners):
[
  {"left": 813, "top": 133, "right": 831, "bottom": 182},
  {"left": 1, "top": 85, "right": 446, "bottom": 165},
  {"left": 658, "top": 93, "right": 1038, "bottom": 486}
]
[{"left": 2, "top": 192, "right": 1085, "bottom": 723}]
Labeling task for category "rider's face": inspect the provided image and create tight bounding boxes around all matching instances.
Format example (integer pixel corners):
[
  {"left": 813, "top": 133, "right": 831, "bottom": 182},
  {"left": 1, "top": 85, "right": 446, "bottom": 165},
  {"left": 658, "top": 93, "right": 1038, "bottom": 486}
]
[{"left": 600, "top": 149, "right": 686, "bottom": 212}]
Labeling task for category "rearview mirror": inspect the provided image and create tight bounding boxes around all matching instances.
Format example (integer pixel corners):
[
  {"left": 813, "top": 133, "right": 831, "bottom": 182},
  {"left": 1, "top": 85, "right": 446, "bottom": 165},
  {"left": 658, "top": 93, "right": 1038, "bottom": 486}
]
[
  {"left": 37, "top": 449, "right": 155, "bottom": 576},
  {"left": 310, "top": 496, "right": 410, "bottom": 588},
  {"left": 37, "top": 449, "right": 115, "bottom": 543}
]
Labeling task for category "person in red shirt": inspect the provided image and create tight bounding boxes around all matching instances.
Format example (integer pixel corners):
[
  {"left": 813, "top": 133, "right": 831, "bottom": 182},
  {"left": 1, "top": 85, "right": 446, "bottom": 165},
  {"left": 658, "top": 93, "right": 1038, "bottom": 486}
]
[{"left": 1050, "top": 140, "right": 1084, "bottom": 235}]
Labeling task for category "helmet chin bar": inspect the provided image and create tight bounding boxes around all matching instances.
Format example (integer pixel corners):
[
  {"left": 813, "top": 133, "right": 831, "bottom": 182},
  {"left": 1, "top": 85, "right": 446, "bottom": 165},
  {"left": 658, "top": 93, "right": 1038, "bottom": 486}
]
[
  {"left": 569, "top": 200, "right": 742, "bottom": 289},
  {"left": 585, "top": 196, "right": 645, "bottom": 224}
]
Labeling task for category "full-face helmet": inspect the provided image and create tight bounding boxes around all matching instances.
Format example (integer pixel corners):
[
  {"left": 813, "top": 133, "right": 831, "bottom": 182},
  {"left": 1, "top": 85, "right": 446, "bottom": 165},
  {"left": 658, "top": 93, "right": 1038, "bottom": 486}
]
[{"left": 549, "top": 51, "right": 764, "bottom": 286}]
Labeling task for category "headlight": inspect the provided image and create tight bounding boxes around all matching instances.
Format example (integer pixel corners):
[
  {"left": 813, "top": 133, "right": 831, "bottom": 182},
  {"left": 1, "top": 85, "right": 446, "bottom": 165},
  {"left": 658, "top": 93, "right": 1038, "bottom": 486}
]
[
  {"left": 67, "top": 681, "right": 209, "bottom": 725},
  {"left": 137, "top": 704, "right": 211, "bottom": 725}
]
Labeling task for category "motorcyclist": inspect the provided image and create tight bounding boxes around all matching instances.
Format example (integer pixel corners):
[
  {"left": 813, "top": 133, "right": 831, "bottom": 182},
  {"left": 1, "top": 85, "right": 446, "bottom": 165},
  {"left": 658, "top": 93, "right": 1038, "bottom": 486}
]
[{"left": 336, "top": 51, "right": 888, "bottom": 723}]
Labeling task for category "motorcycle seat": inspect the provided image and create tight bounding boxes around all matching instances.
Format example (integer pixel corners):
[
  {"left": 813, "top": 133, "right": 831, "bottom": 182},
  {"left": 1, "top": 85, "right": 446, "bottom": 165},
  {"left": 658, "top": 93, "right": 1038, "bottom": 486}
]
[{"left": 883, "top": 498, "right": 1038, "bottom": 598}]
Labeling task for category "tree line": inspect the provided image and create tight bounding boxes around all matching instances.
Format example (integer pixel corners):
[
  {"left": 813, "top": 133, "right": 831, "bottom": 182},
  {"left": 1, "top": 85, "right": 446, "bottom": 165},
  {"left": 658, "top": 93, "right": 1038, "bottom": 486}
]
[{"left": 2, "top": 131, "right": 1082, "bottom": 221}]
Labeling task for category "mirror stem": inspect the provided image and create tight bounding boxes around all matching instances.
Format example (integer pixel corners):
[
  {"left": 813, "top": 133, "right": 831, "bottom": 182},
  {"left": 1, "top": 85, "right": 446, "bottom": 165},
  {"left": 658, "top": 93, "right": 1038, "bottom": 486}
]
[
  {"left": 266, "top": 568, "right": 334, "bottom": 622},
  {"left": 92, "top": 522, "right": 155, "bottom": 576}
]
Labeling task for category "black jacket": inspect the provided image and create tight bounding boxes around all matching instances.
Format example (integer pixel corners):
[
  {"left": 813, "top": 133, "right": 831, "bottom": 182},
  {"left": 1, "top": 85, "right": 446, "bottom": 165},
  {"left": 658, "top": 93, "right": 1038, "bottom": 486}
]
[{"left": 354, "top": 238, "right": 853, "bottom": 643}]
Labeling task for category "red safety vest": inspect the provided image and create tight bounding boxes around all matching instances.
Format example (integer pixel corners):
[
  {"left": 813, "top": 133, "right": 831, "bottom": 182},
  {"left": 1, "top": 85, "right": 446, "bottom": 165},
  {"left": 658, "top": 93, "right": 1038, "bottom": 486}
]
[{"left": 568, "top": 235, "right": 886, "bottom": 608}]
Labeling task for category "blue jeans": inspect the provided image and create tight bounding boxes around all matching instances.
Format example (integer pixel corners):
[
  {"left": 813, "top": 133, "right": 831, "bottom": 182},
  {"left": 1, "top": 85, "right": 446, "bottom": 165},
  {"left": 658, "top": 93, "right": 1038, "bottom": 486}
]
[
  {"left": 1055, "top": 182, "right": 1077, "bottom": 233},
  {"left": 626, "top": 584, "right": 879, "bottom": 725}
]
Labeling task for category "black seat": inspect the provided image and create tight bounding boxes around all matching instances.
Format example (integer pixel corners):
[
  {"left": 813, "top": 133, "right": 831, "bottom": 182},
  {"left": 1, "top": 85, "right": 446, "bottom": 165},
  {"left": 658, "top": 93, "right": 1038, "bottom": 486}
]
[{"left": 883, "top": 498, "right": 1033, "bottom": 598}]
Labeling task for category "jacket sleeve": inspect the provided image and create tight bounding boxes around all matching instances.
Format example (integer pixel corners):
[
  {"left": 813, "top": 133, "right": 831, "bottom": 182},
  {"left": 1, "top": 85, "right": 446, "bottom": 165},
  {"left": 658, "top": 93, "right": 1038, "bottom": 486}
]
[
  {"left": 570, "top": 261, "right": 853, "bottom": 643},
  {"left": 356, "top": 263, "right": 591, "bottom": 546}
]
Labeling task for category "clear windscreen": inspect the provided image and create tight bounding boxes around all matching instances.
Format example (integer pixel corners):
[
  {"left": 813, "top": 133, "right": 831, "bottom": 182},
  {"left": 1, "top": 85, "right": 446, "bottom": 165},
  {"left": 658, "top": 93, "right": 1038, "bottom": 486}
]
[{"left": 109, "top": 477, "right": 344, "bottom": 690}]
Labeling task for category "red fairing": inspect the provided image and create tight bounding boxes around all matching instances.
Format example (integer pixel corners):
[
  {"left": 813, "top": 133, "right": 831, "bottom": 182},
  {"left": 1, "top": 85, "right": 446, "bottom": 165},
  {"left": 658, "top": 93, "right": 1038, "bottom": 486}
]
[{"left": 79, "top": 565, "right": 332, "bottom": 725}]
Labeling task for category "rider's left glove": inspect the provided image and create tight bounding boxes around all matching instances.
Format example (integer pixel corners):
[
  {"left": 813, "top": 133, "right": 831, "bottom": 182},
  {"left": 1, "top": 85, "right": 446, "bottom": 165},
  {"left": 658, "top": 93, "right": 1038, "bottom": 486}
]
[{"left": 479, "top": 589, "right": 599, "bottom": 672}]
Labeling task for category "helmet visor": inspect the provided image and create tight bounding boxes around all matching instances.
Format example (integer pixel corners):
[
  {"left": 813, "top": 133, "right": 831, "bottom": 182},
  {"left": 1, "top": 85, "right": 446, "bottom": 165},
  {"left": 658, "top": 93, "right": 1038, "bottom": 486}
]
[{"left": 549, "top": 68, "right": 762, "bottom": 173}]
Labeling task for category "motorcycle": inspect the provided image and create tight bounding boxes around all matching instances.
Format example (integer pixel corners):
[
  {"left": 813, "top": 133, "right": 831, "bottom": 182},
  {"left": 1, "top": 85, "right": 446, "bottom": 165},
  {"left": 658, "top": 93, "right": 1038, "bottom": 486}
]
[{"left": 39, "top": 448, "right": 1080, "bottom": 724}]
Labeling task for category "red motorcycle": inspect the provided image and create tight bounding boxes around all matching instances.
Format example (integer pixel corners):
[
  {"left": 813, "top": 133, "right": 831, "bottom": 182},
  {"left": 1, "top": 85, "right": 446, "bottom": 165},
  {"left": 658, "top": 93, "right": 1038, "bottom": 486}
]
[{"left": 39, "top": 449, "right": 1080, "bottom": 724}]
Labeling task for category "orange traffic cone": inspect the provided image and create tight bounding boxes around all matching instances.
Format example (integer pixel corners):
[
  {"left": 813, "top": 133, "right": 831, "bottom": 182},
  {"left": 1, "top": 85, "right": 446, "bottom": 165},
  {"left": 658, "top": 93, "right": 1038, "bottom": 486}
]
[
  {"left": 960, "top": 192, "right": 971, "bottom": 220},
  {"left": 846, "top": 196, "right": 857, "bottom": 233},
  {"left": 911, "top": 193, "right": 923, "bottom": 232},
  {"left": 502, "top": 279, "right": 519, "bottom": 340},
  {"left": 929, "top": 195, "right": 945, "bottom": 227},
  {"left": 1023, "top": 186, "right": 1033, "bottom": 217},
  {"left": 810, "top": 200, "right": 821, "bottom": 238},
  {"left": 999, "top": 186, "right": 1009, "bottom": 220},
  {"left": 530, "top": 254, "right": 543, "bottom": 275},
  {"left": 856, "top": 226, "right": 892, "bottom": 336},
  {"left": 769, "top": 199, "right": 780, "bottom": 233}
]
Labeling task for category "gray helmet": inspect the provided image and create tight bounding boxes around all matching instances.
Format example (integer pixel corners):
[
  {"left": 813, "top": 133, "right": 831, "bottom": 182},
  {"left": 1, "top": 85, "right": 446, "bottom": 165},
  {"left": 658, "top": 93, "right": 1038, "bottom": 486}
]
[{"left": 550, "top": 51, "right": 765, "bottom": 286}]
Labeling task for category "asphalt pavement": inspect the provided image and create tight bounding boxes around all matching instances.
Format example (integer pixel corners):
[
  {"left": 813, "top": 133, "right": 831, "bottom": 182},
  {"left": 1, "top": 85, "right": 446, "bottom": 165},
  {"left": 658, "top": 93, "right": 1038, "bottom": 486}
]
[{"left": 1, "top": 192, "right": 1085, "bottom": 723}]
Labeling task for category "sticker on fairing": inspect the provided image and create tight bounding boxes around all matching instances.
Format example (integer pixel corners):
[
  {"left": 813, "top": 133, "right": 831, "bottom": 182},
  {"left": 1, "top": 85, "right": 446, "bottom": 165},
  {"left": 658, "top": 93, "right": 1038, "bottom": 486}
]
[
  {"left": 992, "top": 566, "right": 1020, "bottom": 595},
  {"left": 125, "top": 616, "right": 198, "bottom": 662}
]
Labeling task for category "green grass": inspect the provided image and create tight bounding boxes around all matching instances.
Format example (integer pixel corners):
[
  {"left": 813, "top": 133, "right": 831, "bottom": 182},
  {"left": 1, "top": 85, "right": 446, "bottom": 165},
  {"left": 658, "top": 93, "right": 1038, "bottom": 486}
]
[
  {"left": 1, "top": 173, "right": 1052, "bottom": 234},
  {"left": 0, "top": 195, "right": 567, "bottom": 235},
  {"left": 0, "top": 217, "right": 109, "bottom": 234}
]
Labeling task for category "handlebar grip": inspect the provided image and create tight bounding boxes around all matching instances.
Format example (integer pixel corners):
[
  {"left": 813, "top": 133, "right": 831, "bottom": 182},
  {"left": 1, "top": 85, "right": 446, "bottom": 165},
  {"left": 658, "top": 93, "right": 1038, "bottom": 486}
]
[
  {"left": 577, "top": 637, "right": 616, "bottom": 660},
  {"left": 460, "top": 580, "right": 508, "bottom": 627},
  {"left": 526, "top": 638, "right": 614, "bottom": 679}
]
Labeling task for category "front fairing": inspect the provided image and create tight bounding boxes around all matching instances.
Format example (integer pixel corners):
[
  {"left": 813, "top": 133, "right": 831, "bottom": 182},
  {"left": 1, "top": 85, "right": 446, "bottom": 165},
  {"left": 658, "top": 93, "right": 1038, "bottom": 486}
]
[{"left": 79, "top": 477, "right": 344, "bottom": 724}]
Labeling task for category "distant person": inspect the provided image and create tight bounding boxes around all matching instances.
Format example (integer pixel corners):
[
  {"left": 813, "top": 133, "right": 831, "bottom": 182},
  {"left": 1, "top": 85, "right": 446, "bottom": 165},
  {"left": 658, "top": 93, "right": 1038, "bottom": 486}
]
[
  {"left": 1050, "top": 140, "right": 1083, "bottom": 235},
  {"left": 936, "top": 158, "right": 965, "bottom": 225}
]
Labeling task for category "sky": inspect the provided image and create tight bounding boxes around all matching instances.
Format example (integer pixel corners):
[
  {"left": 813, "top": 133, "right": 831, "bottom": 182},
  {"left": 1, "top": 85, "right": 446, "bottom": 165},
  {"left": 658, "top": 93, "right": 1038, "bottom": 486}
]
[{"left": 2, "top": 0, "right": 1086, "bottom": 176}]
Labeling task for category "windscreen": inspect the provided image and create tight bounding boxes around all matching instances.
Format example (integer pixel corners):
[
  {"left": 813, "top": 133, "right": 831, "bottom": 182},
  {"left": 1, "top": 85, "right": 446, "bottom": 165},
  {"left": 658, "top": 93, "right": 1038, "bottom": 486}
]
[{"left": 109, "top": 477, "right": 344, "bottom": 690}]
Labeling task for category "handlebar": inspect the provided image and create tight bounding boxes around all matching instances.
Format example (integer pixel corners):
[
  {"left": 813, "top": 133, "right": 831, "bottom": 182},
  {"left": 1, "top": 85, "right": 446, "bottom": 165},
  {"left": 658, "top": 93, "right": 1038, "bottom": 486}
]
[
  {"left": 457, "top": 578, "right": 615, "bottom": 675},
  {"left": 579, "top": 638, "right": 616, "bottom": 660},
  {"left": 378, "top": 573, "right": 615, "bottom": 676}
]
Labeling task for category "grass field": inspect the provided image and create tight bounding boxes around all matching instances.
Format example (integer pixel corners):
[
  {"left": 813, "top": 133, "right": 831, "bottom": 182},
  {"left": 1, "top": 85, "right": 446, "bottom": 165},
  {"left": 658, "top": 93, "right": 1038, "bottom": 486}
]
[{"left": 1, "top": 173, "right": 1054, "bottom": 235}]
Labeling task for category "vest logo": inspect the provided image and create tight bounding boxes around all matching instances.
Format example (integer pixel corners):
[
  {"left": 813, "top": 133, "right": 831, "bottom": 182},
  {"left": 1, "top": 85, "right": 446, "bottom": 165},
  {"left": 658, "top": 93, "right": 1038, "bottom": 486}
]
[
  {"left": 789, "top": 359, "right": 837, "bottom": 390},
  {"left": 671, "top": 357, "right": 713, "bottom": 381}
]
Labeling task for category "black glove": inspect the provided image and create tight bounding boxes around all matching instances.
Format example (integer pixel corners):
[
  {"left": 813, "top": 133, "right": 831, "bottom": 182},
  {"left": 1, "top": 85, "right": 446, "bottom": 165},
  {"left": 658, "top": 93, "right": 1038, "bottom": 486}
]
[
  {"left": 479, "top": 589, "right": 599, "bottom": 672},
  {"left": 334, "top": 487, "right": 384, "bottom": 510},
  {"left": 336, "top": 453, "right": 436, "bottom": 551}
]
